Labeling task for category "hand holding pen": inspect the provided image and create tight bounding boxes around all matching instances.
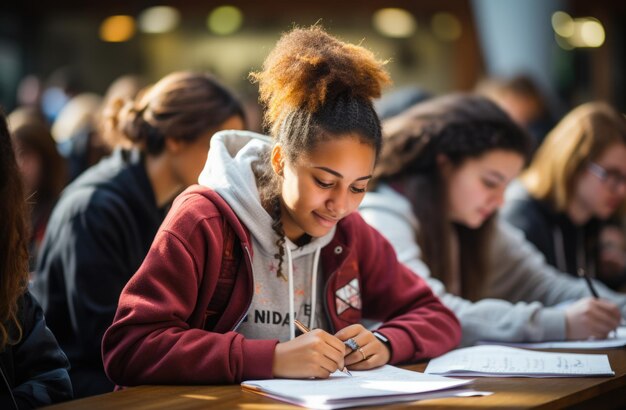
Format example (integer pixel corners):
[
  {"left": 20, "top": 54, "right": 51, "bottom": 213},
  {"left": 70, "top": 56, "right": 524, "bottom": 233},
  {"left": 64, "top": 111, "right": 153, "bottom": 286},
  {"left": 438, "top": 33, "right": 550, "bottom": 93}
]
[
  {"left": 293, "top": 320, "right": 352, "bottom": 376},
  {"left": 271, "top": 320, "right": 350, "bottom": 379},
  {"left": 563, "top": 268, "right": 623, "bottom": 340}
]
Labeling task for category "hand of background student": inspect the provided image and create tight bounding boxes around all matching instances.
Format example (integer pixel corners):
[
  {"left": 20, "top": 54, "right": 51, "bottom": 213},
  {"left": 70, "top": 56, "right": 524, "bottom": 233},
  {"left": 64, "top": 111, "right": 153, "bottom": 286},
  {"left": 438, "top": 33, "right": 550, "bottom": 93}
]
[
  {"left": 272, "top": 328, "right": 346, "bottom": 379},
  {"left": 565, "top": 297, "right": 622, "bottom": 340},
  {"left": 335, "top": 324, "right": 391, "bottom": 370}
]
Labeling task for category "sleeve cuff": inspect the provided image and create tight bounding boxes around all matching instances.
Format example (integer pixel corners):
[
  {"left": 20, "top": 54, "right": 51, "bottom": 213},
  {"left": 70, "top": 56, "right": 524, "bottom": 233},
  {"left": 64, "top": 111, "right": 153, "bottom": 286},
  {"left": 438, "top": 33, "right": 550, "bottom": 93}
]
[
  {"left": 533, "top": 308, "right": 567, "bottom": 342},
  {"left": 240, "top": 339, "right": 280, "bottom": 380}
]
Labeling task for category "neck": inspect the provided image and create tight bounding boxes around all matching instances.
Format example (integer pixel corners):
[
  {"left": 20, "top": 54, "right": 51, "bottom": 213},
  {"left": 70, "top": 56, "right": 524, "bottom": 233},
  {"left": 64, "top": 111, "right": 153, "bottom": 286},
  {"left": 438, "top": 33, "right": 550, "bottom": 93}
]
[
  {"left": 566, "top": 199, "right": 591, "bottom": 226},
  {"left": 277, "top": 198, "right": 307, "bottom": 243},
  {"left": 145, "top": 155, "right": 183, "bottom": 207}
]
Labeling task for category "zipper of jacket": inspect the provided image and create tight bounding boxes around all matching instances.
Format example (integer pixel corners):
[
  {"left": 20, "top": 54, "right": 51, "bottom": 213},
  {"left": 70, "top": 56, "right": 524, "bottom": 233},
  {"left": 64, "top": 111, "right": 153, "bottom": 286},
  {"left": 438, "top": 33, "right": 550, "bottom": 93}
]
[
  {"left": 322, "top": 269, "right": 336, "bottom": 334},
  {"left": 231, "top": 243, "right": 254, "bottom": 331}
]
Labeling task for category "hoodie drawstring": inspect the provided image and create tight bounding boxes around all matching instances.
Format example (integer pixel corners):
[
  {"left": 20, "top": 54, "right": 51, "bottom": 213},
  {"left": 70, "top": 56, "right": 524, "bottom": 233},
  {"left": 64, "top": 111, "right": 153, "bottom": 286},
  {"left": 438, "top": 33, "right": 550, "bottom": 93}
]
[
  {"left": 285, "top": 243, "right": 322, "bottom": 340},
  {"left": 310, "top": 246, "right": 321, "bottom": 330},
  {"left": 285, "top": 245, "right": 296, "bottom": 340}
]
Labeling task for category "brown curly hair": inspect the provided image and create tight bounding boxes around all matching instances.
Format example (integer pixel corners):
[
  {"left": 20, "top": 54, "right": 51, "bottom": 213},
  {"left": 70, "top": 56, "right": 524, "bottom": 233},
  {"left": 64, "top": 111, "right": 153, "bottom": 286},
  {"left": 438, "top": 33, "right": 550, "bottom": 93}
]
[
  {"left": 250, "top": 25, "right": 390, "bottom": 280},
  {"left": 0, "top": 110, "right": 30, "bottom": 350}
]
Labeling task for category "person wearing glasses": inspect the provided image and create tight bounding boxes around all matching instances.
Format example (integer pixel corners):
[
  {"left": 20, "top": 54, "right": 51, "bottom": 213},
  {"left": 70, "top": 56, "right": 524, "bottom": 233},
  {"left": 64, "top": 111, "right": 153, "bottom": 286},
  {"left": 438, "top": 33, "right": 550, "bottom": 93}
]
[{"left": 502, "top": 102, "right": 626, "bottom": 289}]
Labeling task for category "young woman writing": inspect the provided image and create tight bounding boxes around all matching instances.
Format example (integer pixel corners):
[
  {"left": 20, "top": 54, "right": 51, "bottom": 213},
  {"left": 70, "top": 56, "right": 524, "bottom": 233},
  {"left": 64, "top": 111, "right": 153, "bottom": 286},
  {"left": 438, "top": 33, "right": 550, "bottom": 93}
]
[
  {"left": 360, "top": 94, "right": 625, "bottom": 346},
  {"left": 102, "top": 26, "right": 460, "bottom": 386}
]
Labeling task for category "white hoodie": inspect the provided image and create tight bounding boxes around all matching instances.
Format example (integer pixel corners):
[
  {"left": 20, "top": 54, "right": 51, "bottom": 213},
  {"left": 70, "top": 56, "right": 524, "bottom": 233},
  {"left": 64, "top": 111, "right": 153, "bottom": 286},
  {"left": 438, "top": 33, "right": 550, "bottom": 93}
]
[{"left": 198, "top": 130, "right": 334, "bottom": 342}]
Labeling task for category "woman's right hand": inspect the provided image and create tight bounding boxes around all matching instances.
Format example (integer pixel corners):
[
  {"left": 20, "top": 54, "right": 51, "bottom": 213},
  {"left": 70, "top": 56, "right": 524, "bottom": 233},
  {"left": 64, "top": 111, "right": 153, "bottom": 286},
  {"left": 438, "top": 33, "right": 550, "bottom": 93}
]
[
  {"left": 272, "top": 329, "right": 346, "bottom": 378},
  {"left": 565, "top": 297, "right": 622, "bottom": 340}
]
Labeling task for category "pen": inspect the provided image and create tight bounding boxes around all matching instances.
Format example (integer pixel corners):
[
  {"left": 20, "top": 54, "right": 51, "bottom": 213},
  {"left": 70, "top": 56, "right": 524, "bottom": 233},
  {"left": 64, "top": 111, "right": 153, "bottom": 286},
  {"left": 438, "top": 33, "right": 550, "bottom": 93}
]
[
  {"left": 578, "top": 268, "right": 626, "bottom": 335},
  {"left": 577, "top": 268, "right": 599, "bottom": 299},
  {"left": 293, "top": 319, "right": 352, "bottom": 376}
]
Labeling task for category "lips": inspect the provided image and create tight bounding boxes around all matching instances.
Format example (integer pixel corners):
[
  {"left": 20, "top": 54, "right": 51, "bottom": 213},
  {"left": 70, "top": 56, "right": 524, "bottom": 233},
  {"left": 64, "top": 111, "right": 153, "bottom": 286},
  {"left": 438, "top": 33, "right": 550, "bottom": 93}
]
[
  {"left": 477, "top": 208, "right": 492, "bottom": 220},
  {"left": 313, "top": 211, "right": 339, "bottom": 228},
  {"left": 605, "top": 200, "right": 621, "bottom": 212}
]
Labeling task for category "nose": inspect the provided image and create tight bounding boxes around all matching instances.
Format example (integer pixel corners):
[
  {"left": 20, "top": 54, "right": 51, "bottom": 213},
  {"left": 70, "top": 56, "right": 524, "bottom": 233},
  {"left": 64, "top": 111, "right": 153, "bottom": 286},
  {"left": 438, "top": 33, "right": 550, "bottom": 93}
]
[
  {"left": 615, "top": 180, "right": 626, "bottom": 197},
  {"left": 326, "top": 188, "right": 348, "bottom": 216},
  {"left": 492, "top": 188, "right": 506, "bottom": 209}
]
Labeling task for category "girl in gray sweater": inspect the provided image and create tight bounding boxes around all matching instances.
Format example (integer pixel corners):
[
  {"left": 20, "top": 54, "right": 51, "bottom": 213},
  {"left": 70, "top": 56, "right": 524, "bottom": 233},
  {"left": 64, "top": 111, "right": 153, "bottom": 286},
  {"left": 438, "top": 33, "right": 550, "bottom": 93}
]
[{"left": 360, "top": 94, "right": 626, "bottom": 346}]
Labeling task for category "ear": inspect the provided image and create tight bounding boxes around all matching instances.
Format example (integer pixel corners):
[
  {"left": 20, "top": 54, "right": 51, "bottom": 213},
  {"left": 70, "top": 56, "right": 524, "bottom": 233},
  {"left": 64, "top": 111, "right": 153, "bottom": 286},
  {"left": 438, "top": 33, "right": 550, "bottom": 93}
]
[
  {"left": 436, "top": 153, "right": 452, "bottom": 177},
  {"left": 271, "top": 144, "right": 285, "bottom": 176},
  {"left": 164, "top": 137, "right": 184, "bottom": 154}
]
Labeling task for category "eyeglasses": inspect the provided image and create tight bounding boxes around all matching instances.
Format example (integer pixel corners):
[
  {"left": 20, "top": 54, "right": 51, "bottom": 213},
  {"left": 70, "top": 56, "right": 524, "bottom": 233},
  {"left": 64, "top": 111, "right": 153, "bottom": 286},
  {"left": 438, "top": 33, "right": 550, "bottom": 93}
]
[{"left": 588, "top": 162, "right": 626, "bottom": 191}]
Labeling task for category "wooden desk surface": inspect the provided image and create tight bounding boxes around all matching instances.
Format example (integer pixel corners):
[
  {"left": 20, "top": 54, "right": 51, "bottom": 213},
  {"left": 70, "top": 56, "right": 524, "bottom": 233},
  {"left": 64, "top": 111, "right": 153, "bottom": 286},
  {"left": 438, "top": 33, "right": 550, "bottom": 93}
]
[{"left": 46, "top": 348, "right": 626, "bottom": 410}]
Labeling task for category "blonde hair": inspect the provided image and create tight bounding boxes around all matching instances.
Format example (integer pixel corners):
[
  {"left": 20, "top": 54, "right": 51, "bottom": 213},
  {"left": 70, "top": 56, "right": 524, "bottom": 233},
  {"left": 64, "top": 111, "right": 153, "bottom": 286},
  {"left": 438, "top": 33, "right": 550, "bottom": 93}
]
[{"left": 521, "top": 102, "right": 626, "bottom": 211}]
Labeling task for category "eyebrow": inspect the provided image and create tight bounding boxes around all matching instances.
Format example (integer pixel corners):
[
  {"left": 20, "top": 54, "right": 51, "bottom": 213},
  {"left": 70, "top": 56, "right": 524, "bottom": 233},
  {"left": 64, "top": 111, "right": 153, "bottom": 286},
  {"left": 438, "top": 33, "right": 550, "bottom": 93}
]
[
  {"left": 313, "top": 166, "right": 372, "bottom": 181},
  {"left": 484, "top": 170, "right": 507, "bottom": 182}
]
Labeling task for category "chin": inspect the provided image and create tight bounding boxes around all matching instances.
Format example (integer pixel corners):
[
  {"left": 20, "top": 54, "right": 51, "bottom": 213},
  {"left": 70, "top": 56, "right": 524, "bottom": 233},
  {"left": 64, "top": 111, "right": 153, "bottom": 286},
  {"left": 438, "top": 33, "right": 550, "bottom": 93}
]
[
  {"left": 597, "top": 209, "right": 615, "bottom": 220},
  {"left": 309, "top": 226, "right": 332, "bottom": 239},
  {"left": 466, "top": 216, "right": 486, "bottom": 229}
]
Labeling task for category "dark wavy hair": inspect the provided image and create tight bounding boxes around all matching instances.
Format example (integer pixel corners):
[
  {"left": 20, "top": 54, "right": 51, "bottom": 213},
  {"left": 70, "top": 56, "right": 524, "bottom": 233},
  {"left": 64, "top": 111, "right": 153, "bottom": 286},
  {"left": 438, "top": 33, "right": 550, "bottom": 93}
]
[
  {"left": 373, "top": 94, "right": 532, "bottom": 300},
  {"left": 250, "top": 25, "right": 391, "bottom": 280},
  {"left": 0, "top": 110, "right": 30, "bottom": 350}
]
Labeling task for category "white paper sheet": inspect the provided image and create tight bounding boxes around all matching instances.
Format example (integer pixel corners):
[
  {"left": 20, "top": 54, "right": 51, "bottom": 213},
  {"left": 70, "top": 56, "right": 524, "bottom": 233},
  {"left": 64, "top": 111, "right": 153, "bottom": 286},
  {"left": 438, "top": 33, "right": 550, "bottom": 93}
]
[
  {"left": 242, "top": 365, "right": 478, "bottom": 409},
  {"left": 425, "top": 345, "right": 615, "bottom": 378},
  {"left": 478, "top": 327, "right": 626, "bottom": 349}
]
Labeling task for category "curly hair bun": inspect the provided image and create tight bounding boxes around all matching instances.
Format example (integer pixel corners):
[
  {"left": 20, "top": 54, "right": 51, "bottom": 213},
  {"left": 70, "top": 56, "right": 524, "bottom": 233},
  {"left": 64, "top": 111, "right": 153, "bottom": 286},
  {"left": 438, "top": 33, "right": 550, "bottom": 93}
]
[{"left": 251, "top": 26, "right": 390, "bottom": 131}]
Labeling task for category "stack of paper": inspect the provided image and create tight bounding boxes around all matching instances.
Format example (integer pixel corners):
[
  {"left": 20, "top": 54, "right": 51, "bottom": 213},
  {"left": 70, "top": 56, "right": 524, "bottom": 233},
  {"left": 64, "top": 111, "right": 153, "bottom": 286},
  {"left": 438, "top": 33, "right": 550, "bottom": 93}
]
[
  {"left": 242, "top": 365, "right": 482, "bottom": 409},
  {"left": 425, "top": 345, "right": 615, "bottom": 378},
  {"left": 478, "top": 327, "right": 626, "bottom": 349}
]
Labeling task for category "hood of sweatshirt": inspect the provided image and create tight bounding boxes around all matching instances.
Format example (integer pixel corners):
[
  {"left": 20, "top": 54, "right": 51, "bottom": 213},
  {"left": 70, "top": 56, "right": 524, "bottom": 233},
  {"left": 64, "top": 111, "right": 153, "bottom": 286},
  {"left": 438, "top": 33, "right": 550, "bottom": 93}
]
[{"left": 198, "top": 130, "right": 335, "bottom": 340}]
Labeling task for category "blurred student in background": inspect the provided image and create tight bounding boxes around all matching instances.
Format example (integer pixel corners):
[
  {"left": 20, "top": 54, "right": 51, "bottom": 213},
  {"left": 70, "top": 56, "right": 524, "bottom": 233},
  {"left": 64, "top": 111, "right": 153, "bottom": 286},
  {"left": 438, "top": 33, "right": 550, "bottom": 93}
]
[
  {"left": 0, "top": 110, "right": 72, "bottom": 409},
  {"left": 476, "top": 74, "right": 554, "bottom": 150},
  {"left": 51, "top": 93, "right": 104, "bottom": 182},
  {"left": 8, "top": 117, "right": 67, "bottom": 271},
  {"left": 360, "top": 94, "right": 626, "bottom": 347},
  {"left": 502, "top": 102, "right": 626, "bottom": 290},
  {"left": 32, "top": 71, "right": 245, "bottom": 397},
  {"left": 374, "top": 85, "right": 432, "bottom": 121}
]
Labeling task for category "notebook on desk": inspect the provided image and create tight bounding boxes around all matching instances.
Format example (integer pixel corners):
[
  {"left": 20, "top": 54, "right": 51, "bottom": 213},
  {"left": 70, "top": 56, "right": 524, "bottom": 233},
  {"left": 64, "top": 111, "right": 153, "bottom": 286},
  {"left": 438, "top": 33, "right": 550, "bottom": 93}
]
[
  {"left": 241, "top": 365, "right": 484, "bottom": 409},
  {"left": 425, "top": 345, "right": 615, "bottom": 378},
  {"left": 477, "top": 327, "right": 626, "bottom": 349}
]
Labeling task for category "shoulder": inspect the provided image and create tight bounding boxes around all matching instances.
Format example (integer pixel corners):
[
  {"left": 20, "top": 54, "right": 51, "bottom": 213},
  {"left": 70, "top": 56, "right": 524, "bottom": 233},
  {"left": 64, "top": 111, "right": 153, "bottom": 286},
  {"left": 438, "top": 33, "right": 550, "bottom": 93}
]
[
  {"left": 335, "top": 212, "right": 390, "bottom": 250},
  {"left": 361, "top": 184, "right": 413, "bottom": 215},
  {"left": 50, "top": 160, "right": 143, "bottom": 223},
  {"left": 14, "top": 291, "right": 44, "bottom": 338},
  {"left": 503, "top": 181, "right": 540, "bottom": 211},
  {"left": 161, "top": 185, "right": 246, "bottom": 241},
  {"left": 502, "top": 181, "right": 550, "bottom": 228},
  {"left": 360, "top": 184, "right": 418, "bottom": 227}
]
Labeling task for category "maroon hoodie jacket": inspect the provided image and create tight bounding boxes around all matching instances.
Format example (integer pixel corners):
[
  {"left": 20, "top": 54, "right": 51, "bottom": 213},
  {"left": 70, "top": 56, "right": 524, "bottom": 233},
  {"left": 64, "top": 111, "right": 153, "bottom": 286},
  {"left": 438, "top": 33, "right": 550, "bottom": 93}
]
[{"left": 102, "top": 186, "right": 460, "bottom": 386}]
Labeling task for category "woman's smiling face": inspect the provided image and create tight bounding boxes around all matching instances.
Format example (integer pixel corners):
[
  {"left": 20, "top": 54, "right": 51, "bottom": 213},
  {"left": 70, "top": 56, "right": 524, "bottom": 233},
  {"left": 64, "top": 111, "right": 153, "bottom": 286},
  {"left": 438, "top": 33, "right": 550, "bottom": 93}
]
[{"left": 275, "top": 135, "right": 377, "bottom": 241}]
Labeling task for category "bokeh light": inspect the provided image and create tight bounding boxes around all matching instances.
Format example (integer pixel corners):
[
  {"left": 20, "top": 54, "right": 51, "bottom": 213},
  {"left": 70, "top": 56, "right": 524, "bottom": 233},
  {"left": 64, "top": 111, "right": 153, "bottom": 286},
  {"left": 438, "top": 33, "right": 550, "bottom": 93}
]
[
  {"left": 373, "top": 8, "right": 417, "bottom": 38},
  {"left": 207, "top": 6, "right": 243, "bottom": 35},
  {"left": 100, "top": 15, "right": 136, "bottom": 42}
]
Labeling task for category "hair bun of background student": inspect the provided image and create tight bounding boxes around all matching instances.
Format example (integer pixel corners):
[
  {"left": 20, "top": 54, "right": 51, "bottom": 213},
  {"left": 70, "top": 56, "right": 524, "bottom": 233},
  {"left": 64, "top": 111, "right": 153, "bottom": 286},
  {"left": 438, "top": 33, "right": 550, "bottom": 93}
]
[{"left": 105, "top": 71, "right": 243, "bottom": 154}]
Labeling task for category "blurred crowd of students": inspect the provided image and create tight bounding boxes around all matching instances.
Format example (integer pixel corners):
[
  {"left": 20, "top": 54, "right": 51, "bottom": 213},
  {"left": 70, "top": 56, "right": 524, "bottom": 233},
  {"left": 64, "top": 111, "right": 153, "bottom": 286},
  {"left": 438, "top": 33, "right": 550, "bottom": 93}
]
[{"left": 1, "top": 25, "right": 626, "bottom": 408}]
